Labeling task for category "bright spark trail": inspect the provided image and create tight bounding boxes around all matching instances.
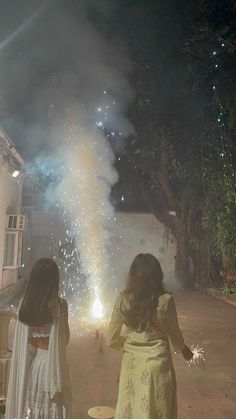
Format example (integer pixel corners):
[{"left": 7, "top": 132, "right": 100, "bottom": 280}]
[{"left": 0, "top": 0, "right": 52, "bottom": 52}]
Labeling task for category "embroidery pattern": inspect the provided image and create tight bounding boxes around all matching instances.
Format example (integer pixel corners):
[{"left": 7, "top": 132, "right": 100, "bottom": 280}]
[
  {"left": 124, "top": 403, "right": 133, "bottom": 419},
  {"left": 126, "top": 355, "right": 136, "bottom": 370},
  {"left": 141, "top": 368, "right": 151, "bottom": 385},
  {"left": 140, "top": 395, "right": 149, "bottom": 412},
  {"left": 126, "top": 378, "right": 135, "bottom": 396}
]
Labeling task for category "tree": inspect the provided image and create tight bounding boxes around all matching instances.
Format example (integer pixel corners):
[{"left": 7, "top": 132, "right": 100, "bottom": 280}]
[
  {"left": 186, "top": 0, "right": 236, "bottom": 274},
  {"left": 114, "top": 0, "right": 236, "bottom": 287},
  {"left": 113, "top": 0, "right": 212, "bottom": 288}
]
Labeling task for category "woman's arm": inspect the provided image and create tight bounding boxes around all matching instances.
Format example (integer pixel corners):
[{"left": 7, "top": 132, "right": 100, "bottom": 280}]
[
  {"left": 166, "top": 295, "right": 186, "bottom": 353},
  {"left": 61, "top": 298, "right": 70, "bottom": 345},
  {"left": 182, "top": 345, "right": 193, "bottom": 361},
  {"left": 166, "top": 295, "right": 193, "bottom": 360},
  {"left": 107, "top": 295, "right": 126, "bottom": 350}
]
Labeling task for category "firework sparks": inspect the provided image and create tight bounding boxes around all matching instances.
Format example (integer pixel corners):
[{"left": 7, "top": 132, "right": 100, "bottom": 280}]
[
  {"left": 92, "top": 294, "right": 104, "bottom": 320},
  {"left": 30, "top": 94, "right": 128, "bottom": 326},
  {"left": 56, "top": 122, "right": 118, "bottom": 318},
  {"left": 187, "top": 344, "right": 206, "bottom": 368}
]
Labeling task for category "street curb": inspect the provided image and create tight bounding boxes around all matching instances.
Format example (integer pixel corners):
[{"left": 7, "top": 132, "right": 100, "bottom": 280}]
[{"left": 206, "top": 288, "right": 236, "bottom": 308}]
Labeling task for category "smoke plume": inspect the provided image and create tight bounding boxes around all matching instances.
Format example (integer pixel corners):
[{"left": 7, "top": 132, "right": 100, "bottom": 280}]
[{"left": 0, "top": 0, "right": 133, "bottom": 311}]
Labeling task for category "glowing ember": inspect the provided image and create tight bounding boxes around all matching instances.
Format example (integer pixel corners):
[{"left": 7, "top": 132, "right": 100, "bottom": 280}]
[
  {"left": 92, "top": 295, "right": 104, "bottom": 319},
  {"left": 187, "top": 344, "right": 206, "bottom": 367}
]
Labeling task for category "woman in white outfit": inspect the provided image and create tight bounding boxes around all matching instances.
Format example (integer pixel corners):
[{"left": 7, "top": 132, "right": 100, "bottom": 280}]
[{"left": 6, "top": 258, "right": 71, "bottom": 419}]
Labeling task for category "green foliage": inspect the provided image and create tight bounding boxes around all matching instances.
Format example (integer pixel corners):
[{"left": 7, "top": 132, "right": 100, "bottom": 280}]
[
  {"left": 117, "top": 0, "right": 236, "bottom": 283},
  {"left": 185, "top": 0, "right": 236, "bottom": 138},
  {"left": 221, "top": 281, "right": 236, "bottom": 296},
  {"left": 203, "top": 168, "right": 236, "bottom": 273},
  {"left": 185, "top": 0, "right": 236, "bottom": 275}
]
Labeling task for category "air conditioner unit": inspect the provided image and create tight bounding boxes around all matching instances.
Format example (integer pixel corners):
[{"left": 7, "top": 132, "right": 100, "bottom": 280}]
[{"left": 6, "top": 215, "right": 26, "bottom": 230}]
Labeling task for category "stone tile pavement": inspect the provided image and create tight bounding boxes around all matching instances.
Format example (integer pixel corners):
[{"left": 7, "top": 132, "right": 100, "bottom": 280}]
[{"left": 67, "top": 291, "right": 236, "bottom": 418}]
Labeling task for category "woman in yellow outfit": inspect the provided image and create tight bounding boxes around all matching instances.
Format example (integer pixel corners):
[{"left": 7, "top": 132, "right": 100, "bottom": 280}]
[{"left": 107, "top": 253, "right": 193, "bottom": 419}]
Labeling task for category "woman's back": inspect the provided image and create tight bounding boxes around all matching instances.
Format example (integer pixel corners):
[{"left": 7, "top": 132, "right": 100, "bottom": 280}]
[
  {"left": 27, "top": 297, "right": 70, "bottom": 349},
  {"left": 107, "top": 292, "right": 183, "bottom": 419},
  {"left": 108, "top": 292, "right": 185, "bottom": 354},
  {"left": 6, "top": 259, "right": 71, "bottom": 419},
  {"left": 107, "top": 254, "right": 193, "bottom": 419},
  {"left": 123, "top": 292, "right": 170, "bottom": 342}
]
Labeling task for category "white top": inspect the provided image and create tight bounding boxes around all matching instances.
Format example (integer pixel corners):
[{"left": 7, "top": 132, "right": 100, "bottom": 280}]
[
  {"left": 28, "top": 323, "right": 52, "bottom": 338},
  {"left": 5, "top": 297, "right": 71, "bottom": 419}
]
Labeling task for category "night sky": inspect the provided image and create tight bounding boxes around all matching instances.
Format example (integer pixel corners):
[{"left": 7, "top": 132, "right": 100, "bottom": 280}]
[
  {"left": 0, "top": 0, "right": 235, "bottom": 213},
  {"left": 0, "top": 0, "right": 185, "bottom": 207},
  {"left": 0, "top": 0, "right": 132, "bottom": 157},
  {"left": 0, "top": 0, "right": 188, "bottom": 156}
]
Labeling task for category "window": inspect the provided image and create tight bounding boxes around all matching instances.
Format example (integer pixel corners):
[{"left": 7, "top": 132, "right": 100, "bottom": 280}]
[
  {"left": 3, "top": 231, "right": 22, "bottom": 268},
  {"left": 7, "top": 216, "right": 18, "bottom": 229}
]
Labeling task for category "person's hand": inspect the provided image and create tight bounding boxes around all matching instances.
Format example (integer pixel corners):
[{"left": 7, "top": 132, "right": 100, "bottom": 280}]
[{"left": 182, "top": 345, "right": 193, "bottom": 361}]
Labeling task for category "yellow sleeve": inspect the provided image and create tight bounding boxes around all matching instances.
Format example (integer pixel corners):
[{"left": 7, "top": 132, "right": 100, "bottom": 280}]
[
  {"left": 106, "top": 295, "right": 127, "bottom": 350},
  {"left": 167, "top": 295, "right": 185, "bottom": 353}
]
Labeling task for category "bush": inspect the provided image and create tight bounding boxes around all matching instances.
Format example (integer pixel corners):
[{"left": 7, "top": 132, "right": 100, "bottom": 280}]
[{"left": 221, "top": 281, "right": 236, "bottom": 296}]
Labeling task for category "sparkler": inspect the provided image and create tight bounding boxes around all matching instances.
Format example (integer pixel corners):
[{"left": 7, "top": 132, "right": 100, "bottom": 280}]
[{"left": 187, "top": 344, "right": 206, "bottom": 368}]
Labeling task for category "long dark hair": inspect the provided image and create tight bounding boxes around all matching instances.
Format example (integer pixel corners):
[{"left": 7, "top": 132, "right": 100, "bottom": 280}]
[
  {"left": 19, "top": 258, "right": 59, "bottom": 326},
  {"left": 120, "top": 253, "right": 165, "bottom": 332}
]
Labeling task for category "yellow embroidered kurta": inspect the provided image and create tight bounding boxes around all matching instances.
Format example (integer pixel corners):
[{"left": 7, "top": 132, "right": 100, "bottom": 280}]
[{"left": 107, "top": 293, "right": 185, "bottom": 419}]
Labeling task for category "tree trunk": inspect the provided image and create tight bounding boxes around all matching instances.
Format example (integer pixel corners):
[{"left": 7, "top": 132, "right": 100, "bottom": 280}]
[
  {"left": 192, "top": 241, "right": 222, "bottom": 288},
  {"left": 174, "top": 218, "right": 193, "bottom": 289},
  {"left": 191, "top": 245, "right": 209, "bottom": 288}
]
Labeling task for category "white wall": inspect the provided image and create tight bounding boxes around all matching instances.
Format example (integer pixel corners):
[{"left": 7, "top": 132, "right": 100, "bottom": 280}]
[
  {"left": 22, "top": 209, "right": 67, "bottom": 282},
  {"left": 0, "top": 156, "right": 21, "bottom": 289},
  {"left": 109, "top": 212, "right": 176, "bottom": 291}
]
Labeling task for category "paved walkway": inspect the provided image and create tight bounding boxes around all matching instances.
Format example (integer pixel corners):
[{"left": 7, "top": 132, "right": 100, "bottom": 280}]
[{"left": 67, "top": 291, "right": 236, "bottom": 419}]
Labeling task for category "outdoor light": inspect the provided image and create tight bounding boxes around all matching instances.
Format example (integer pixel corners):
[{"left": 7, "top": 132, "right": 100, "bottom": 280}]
[{"left": 12, "top": 170, "right": 20, "bottom": 178}]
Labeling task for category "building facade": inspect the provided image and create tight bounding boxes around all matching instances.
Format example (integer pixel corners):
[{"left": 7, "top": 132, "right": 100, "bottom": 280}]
[{"left": 0, "top": 128, "right": 25, "bottom": 290}]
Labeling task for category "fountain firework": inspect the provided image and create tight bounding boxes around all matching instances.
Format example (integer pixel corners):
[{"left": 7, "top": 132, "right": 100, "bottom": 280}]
[
  {"left": 0, "top": 0, "right": 133, "bottom": 320},
  {"left": 57, "top": 123, "right": 118, "bottom": 318}
]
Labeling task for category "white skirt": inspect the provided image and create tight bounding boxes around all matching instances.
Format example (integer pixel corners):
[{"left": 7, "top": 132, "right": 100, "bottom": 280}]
[{"left": 23, "top": 348, "right": 65, "bottom": 419}]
